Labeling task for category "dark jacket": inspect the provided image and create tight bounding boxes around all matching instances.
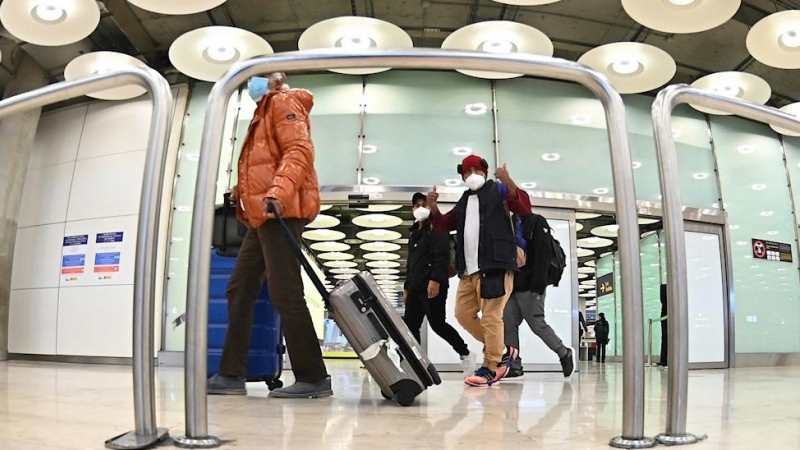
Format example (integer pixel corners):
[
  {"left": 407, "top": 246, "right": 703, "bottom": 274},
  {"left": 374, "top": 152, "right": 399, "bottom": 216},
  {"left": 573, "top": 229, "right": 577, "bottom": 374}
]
[
  {"left": 514, "top": 213, "right": 554, "bottom": 295},
  {"left": 595, "top": 319, "right": 610, "bottom": 344},
  {"left": 430, "top": 180, "right": 532, "bottom": 275},
  {"left": 404, "top": 221, "right": 450, "bottom": 291}
]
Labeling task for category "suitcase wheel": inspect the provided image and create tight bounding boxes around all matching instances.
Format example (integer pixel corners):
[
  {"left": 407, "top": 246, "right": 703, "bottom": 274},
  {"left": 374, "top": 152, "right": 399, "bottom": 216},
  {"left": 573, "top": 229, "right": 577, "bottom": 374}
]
[
  {"left": 395, "top": 389, "right": 416, "bottom": 407},
  {"left": 266, "top": 379, "right": 283, "bottom": 391},
  {"left": 380, "top": 390, "right": 392, "bottom": 401}
]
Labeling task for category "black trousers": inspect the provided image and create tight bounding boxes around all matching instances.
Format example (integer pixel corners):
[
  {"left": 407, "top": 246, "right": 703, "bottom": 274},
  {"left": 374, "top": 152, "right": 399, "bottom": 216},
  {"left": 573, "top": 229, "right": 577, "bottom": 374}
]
[
  {"left": 596, "top": 343, "right": 607, "bottom": 363},
  {"left": 403, "top": 287, "right": 469, "bottom": 357}
]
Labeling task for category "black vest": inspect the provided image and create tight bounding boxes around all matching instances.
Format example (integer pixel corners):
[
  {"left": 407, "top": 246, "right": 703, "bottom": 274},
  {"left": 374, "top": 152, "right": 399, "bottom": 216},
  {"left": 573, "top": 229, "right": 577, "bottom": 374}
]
[{"left": 454, "top": 180, "right": 518, "bottom": 275}]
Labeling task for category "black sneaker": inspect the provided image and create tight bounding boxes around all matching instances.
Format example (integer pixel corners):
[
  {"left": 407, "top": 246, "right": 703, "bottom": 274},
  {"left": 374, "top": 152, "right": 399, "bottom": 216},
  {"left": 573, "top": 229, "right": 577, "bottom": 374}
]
[
  {"left": 500, "top": 366, "right": 525, "bottom": 382},
  {"left": 560, "top": 348, "right": 576, "bottom": 378}
]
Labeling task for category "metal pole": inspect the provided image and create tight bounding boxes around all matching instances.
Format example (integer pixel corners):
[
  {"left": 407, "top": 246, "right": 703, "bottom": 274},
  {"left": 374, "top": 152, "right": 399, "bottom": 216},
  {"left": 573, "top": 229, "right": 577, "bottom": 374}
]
[
  {"left": 651, "top": 84, "right": 800, "bottom": 445},
  {"left": 647, "top": 319, "right": 653, "bottom": 367},
  {"left": 0, "top": 67, "right": 174, "bottom": 450},
  {"left": 179, "top": 49, "right": 650, "bottom": 447},
  {"left": 491, "top": 80, "right": 500, "bottom": 167}
]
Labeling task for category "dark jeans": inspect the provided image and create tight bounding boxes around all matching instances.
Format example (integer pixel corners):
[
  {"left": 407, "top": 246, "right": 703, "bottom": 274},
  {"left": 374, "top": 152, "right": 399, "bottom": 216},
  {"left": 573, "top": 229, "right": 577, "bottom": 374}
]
[
  {"left": 219, "top": 219, "right": 328, "bottom": 383},
  {"left": 403, "top": 287, "right": 469, "bottom": 357},
  {"left": 596, "top": 343, "right": 607, "bottom": 363}
]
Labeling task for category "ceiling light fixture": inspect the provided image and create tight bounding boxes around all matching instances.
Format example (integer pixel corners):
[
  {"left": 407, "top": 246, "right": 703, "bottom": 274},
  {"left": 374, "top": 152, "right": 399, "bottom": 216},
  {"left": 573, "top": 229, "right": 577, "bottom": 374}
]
[
  {"left": 444, "top": 179, "right": 462, "bottom": 187},
  {"left": 362, "top": 177, "right": 381, "bottom": 185},
  {"left": 521, "top": 182, "right": 538, "bottom": 190},
  {"left": 622, "top": 0, "right": 741, "bottom": 34},
  {"left": 336, "top": 34, "right": 377, "bottom": 50},
  {"left": 464, "top": 103, "right": 489, "bottom": 116},
  {"left": 767, "top": 231, "right": 779, "bottom": 235},
  {"left": 693, "top": 172, "right": 709, "bottom": 180},
  {"left": 442, "top": 20, "right": 553, "bottom": 79},
  {"left": 747, "top": 11, "right": 800, "bottom": 69},
  {"left": 569, "top": 114, "right": 591, "bottom": 125},
  {"left": 761, "top": 211, "right": 774, "bottom": 217},
  {"left": 169, "top": 26, "right": 273, "bottom": 81},
  {"left": 751, "top": 184, "right": 767, "bottom": 191},
  {"left": 632, "top": 161, "right": 643, "bottom": 169},
  {"left": 1, "top": 0, "right": 100, "bottom": 46},
  {"left": 690, "top": 72, "right": 771, "bottom": 115},
  {"left": 593, "top": 188, "right": 610, "bottom": 195},
  {"left": 32, "top": 1, "right": 66, "bottom": 23},
  {"left": 541, "top": 153, "right": 561, "bottom": 161},
  {"left": 609, "top": 58, "right": 644, "bottom": 76},
  {"left": 667, "top": 0, "right": 697, "bottom": 5},
  {"left": 771, "top": 103, "right": 800, "bottom": 136},
  {"left": 737, "top": 145, "right": 755, "bottom": 154},
  {"left": 64, "top": 52, "right": 148, "bottom": 100},
  {"left": 452, "top": 146, "right": 472, "bottom": 156},
  {"left": 128, "top": 0, "right": 228, "bottom": 15},
  {"left": 362, "top": 145, "right": 378, "bottom": 154}
]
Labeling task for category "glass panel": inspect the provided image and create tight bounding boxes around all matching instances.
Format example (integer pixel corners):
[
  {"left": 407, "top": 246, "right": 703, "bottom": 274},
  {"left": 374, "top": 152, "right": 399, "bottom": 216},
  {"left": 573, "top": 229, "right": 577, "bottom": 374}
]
[
  {"left": 595, "top": 255, "right": 616, "bottom": 355},
  {"left": 710, "top": 116, "right": 800, "bottom": 353},
  {"left": 685, "top": 231, "right": 726, "bottom": 363},
  {"left": 641, "top": 231, "right": 663, "bottom": 359},
  {"left": 362, "top": 71, "right": 494, "bottom": 187}
]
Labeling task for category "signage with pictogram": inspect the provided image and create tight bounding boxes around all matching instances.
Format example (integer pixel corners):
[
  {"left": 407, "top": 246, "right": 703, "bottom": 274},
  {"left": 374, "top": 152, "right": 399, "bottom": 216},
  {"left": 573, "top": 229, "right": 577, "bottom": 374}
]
[
  {"left": 752, "top": 238, "right": 792, "bottom": 262},
  {"left": 597, "top": 272, "right": 615, "bottom": 296}
]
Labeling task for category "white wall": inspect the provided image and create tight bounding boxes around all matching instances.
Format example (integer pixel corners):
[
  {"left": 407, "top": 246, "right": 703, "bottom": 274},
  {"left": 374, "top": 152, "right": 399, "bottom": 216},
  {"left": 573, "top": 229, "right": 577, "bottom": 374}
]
[{"left": 9, "top": 87, "right": 187, "bottom": 358}]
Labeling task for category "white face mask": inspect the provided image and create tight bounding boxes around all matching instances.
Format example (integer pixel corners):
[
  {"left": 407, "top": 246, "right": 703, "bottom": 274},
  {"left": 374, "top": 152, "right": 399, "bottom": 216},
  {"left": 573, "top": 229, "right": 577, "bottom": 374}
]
[
  {"left": 465, "top": 173, "right": 486, "bottom": 191},
  {"left": 413, "top": 207, "right": 430, "bottom": 222}
]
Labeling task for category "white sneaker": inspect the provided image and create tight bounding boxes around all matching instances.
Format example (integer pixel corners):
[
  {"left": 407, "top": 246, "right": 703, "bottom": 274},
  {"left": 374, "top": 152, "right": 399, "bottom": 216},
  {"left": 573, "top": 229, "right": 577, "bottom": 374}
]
[{"left": 460, "top": 352, "right": 476, "bottom": 378}]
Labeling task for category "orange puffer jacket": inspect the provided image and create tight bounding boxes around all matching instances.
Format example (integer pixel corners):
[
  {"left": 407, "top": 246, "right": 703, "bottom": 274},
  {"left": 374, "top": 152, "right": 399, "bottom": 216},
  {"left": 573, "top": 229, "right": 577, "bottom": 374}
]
[{"left": 236, "top": 88, "right": 321, "bottom": 229}]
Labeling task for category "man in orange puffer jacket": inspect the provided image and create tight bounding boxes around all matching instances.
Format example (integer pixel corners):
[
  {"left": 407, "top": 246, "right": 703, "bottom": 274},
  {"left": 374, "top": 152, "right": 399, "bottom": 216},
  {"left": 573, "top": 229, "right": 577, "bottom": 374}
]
[{"left": 207, "top": 73, "right": 330, "bottom": 399}]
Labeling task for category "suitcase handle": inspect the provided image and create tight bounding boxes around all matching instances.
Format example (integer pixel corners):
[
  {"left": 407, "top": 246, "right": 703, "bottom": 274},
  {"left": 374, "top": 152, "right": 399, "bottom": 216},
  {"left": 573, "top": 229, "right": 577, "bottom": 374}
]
[{"left": 267, "top": 202, "right": 332, "bottom": 309}]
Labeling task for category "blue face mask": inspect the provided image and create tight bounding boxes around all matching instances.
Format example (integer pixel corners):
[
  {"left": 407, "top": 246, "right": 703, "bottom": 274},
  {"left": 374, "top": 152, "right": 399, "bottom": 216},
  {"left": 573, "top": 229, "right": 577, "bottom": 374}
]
[{"left": 248, "top": 76, "right": 268, "bottom": 101}]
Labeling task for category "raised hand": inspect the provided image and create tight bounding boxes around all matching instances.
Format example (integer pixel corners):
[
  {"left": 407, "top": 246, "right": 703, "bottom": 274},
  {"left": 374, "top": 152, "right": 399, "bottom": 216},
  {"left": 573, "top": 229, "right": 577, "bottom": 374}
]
[
  {"left": 495, "top": 163, "right": 510, "bottom": 183},
  {"left": 427, "top": 185, "right": 439, "bottom": 205}
]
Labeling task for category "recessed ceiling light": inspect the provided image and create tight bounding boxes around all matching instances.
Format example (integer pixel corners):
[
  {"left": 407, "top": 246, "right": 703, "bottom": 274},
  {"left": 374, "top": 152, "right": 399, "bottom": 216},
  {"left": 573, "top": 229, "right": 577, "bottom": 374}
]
[
  {"left": 737, "top": 145, "right": 756, "bottom": 154},
  {"left": 363, "top": 177, "right": 381, "bottom": 185},
  {"left": 521, "top": 182, "right": 538, "bottom": 189},
  {"left": 692, "top": 172, "right": 709, "bottom": 180},
  {"left": 767, "top": 231, "right": 779, "bottom": 235},
  {"left": 442, "top": 20, "right": 553, "bottom": 79},
  {"left": 593, "top": 188, "right": 610, "bottom": 195},
  {"left": 730, "top": 224, "right": 740, "bottom": 230},
  {"left": 128, "top": 0, "right": 227, "bottom": 14},
  {"left": 541, "top": 153, "right": 561, "bottom": 162},
  {"left": 761, "top": 211, "right": 774, "bottom": 217},
  {"left": 667, "top": 0, "right": 697, "bottom": 5},
  {"left": 362, "top": 145, "right": 378, "bottom": 154},
  {"left": 0, "top": 0, "right": 100, "bottom": 46},
  {"left": 298, "top": 16, "right": 412, "bottom": 75},
  {"left": 736, "top": 241, "right": 747, "bottom": 246},
  {"left": 464, "top": 103, "right": 489, "bottom": 116},
  {"left": 169, "top": 26, "right": 273, "bottom": 81},
  {"left": 452, "top": 146, "right": 473, "bottom": 156},
  {"left": 569, "top": 114, "right": 591, "bottom": 126},
  {"left": 445, "top": 179, "right": 462, "bottom": 187},
  {"left": 632, "top": 161, "right": 643, "bottom": 169},
  {"left": 751, "top": 184, "right": 767, "bottom": 191}
]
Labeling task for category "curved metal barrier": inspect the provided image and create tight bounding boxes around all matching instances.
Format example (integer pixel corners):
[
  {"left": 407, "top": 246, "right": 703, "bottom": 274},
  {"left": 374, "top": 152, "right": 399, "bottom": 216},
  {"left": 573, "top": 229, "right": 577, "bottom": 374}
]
[
  {"left": 0, "top": 67, "right": 174, "bottom": 450},
  {"left": 651, "top": 84, "right": 800, "bottom": 446},
  {"left": 179, "top": 48, "right": 652, "bottom": 448}
]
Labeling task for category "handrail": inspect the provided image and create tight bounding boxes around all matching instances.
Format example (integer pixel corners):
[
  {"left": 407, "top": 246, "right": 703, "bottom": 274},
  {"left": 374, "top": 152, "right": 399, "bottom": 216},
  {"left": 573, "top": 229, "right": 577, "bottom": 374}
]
[
  {"left": 180, "top": 48, "right": 651, "bottom": 448},
  {"left": 651, "top": 84, "right": 800, "bottom": 446},
  {"left": 0, "top": 67, "right": 174, "bottom": 449}
]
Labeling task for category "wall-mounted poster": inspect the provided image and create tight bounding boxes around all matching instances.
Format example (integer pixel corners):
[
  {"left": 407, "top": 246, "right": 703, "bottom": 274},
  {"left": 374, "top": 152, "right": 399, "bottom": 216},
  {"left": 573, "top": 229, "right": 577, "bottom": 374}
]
[
  {"left": 61, "top": 235, "right": 88, "bottom": 283},
  {"left": 752, "top": 238, "right": 793, "bottom": 262},
  {"left": 94, "top": 232, "right": 124, "bottom": 282}
]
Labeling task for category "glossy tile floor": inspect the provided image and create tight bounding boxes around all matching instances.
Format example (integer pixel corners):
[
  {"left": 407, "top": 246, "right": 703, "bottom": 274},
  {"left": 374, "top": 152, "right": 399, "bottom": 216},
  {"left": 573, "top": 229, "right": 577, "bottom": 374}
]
[{"left": 1, "top": 360, "right": 799, "bottom": 449}]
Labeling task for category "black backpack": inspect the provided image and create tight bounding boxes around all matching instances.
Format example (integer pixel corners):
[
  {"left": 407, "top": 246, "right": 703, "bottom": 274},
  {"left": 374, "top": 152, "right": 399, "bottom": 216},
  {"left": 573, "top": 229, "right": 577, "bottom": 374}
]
[{"left": 547, "top": 231, "right": 567, "bottom": 287}]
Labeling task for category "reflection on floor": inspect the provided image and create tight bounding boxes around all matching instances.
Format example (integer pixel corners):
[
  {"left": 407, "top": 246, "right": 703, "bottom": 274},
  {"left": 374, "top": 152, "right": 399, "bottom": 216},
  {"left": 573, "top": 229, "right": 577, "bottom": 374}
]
[{"left": 1, "top": 360, "right": 799, "bottom": 449}]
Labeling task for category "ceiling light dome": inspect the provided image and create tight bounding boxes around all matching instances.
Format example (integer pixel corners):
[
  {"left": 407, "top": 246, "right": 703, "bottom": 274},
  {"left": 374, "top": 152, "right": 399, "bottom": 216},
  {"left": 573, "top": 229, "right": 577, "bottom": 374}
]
[
  {"left": 747, "top": 11, "right": 800, "bottom": 69},
  {"left": 441, "top": 21, "right": 553, "bottom": 79},
  {"left": 689, "top": 72, "right": 771, "bottom": 115},
  {"left": 0, "top": 0, "right": 100, "bottom": 46},
  {"left": 578, "top": 43, "right": 676, "bottom": 94},
  {"left": 770, "top": 103, "right": 800, "bottom": 136},
  {"left": 64, "top": 52, "right": 148, "bottom": 100},
  {"left": 491, "top": 0, "right": 561, "bottom": 4},
  {"left": 621, "top": 0, "right": 741, "bottom": 34},
  {"left": 127, "top": 0, "right": 227, "bottom": 15},
  {"left": 299, "top": 16, "right": 412, "bottom": 75},
  {"left": 169, "top": 26, "right": 273, "bottom": 82}
]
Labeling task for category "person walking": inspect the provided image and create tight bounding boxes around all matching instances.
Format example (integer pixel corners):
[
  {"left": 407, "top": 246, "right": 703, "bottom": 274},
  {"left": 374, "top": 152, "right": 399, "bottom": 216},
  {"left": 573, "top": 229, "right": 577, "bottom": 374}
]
[
  {"left": 207, "top": 73, "right": 331, "bottom": 398},
  {"left": 503, "top": 213, "right": 576, "bottom": 380},
  {"left": 594, "top": 312, "right": 610, "bottom": 364},
  {"left": 403, "top": 193, "right": 475, "bottom": 377},
  {"left": 428, "top": 155, "right": 531, "bottom": 387}
]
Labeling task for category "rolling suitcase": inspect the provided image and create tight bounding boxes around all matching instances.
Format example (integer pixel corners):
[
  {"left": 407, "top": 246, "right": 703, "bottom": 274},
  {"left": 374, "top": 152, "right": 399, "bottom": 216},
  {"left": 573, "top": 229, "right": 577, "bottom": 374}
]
[
  {"left": 206, "top": 249, "right": 284, "bottom": 391},
  {"left": 269, "top": 205, "right": 441, "bottom": 406}
]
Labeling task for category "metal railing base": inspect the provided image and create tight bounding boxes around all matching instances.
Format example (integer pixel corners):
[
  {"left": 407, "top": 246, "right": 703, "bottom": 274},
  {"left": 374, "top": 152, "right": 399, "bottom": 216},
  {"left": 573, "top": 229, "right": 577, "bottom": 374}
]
[
  {"left": 173, "top": 435, "right": 222, "bottom": 449},
  {"left": 105, "top": 428, "right": 169, "bottom": 449},
  {"left": 656, "top": 433, "right": 702, "bottom": 446},
  {"left": 609, "top": 436, "right": 657, "bottom": 449}
]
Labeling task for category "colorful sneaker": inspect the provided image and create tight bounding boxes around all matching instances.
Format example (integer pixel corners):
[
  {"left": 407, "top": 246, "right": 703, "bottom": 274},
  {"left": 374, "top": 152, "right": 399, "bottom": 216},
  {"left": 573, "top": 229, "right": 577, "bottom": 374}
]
[
  {"left": 495, "top": 346, "right": 519, "bottom": 381},
  {"left": 500, "top": 366, "right": 525, "bottom": 382},
  {"left": 465, "top": 367, "right": 497, "bottom": 387},
  {"left": 560, "top": 347, "right": 576, "bottom": 378}
]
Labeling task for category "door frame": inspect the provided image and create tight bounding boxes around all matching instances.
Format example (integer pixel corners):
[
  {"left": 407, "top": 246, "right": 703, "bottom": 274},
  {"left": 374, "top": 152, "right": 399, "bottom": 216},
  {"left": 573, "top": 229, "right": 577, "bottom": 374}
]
[{"left": 684, "top": 220, "right": 732, "bottom": 370}]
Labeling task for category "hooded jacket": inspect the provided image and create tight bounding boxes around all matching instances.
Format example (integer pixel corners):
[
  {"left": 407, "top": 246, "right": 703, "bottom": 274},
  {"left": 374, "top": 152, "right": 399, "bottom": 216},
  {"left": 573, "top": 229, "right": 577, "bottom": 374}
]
[{"left": 236, "top": 88, "right": 321, "bottom": 228}]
